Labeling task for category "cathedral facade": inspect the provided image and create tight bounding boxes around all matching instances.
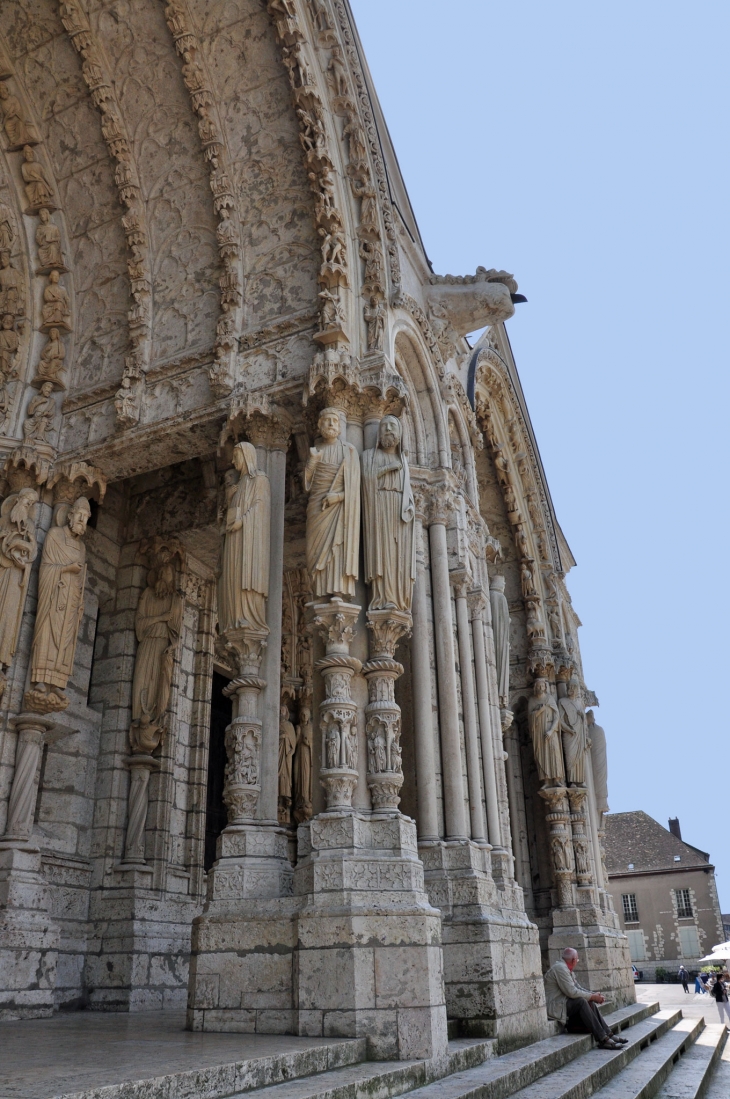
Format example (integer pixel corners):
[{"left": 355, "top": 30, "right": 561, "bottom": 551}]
[{"left": 0, "top": 0, "right": 633, "bottom": 1056}]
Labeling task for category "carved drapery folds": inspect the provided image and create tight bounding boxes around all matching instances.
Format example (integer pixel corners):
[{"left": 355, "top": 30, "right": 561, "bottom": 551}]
[
  {"left": 218, "top": 443, "right": 271, "bottom": 826},
  {"left": 304, "top": 407, "right": 360, "bottom": 600},
  {"left": 361, "top": 415, "right": 415, "bottom": 614}
]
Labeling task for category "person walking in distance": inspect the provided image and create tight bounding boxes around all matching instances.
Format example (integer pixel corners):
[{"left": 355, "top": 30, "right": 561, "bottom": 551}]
[
  {"left": 678, "top": 965, "right": 689, "bottom": 993},
  {"left": 543, "top": 948, "right": 629, "bottom": 1050}
]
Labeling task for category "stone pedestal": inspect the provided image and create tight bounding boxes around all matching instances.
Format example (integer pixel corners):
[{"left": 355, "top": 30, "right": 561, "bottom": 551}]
[
  {"left": 294, "top": 812, "right": 448, "bottom": 1060},
  {"left": 421, "top": 839, "right": 548, "bottom": 1050},
  {"left": 548, "top": 903, "right": 636, "bottom": 1009},
  {"left": 0, "top": 844, "right": 59, "bottom": 1019}
]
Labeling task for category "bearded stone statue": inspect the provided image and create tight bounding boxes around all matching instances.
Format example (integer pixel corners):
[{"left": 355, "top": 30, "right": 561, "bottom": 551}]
[
  {"left": 130, "top": 544, "right": 183, "bottom": 751},
  {"left": 361, "top": 415, "right": 415, "bottom": 613},
  {"left": 304, "top": 407, "right": 360, "bottom": 599}
]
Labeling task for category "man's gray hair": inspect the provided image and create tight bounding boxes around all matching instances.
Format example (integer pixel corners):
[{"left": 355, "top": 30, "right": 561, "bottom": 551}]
[{"left": 562, "top": 948, "right": 578, "bottom": 962}]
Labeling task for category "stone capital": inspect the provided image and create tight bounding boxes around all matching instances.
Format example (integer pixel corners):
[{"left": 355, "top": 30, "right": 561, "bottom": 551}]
[
  {"left": 310, "top": 597, "right": 361, "bottom": 657},
  {"left": 48, "top": 458, "right": 106, "bottom": 504},
  {"left": 467, "top": 586, "right": 488, "bottom": 620},
  {"left": 223, "top": 393, "right": 292, "bottom": 451},
  {"left": 221, "top": 626, "right": 269, "bottom": 676},
  {"left": 365, "top": 608, "right": 412, "bottom": 659},
  {"left": 428, "top": 483, "right": 457, "bottom": 527}
]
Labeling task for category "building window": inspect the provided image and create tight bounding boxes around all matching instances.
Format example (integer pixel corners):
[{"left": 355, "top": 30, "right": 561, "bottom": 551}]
[
  {"left": 678, "top": 925, "right": 700, "bottom": 958},
  {"left": 676, "top": 889, "right": 693, "bottom": 919},
  {"left": 622, "top": 893, "right": 639, "bottom": 923},
  {"left": 626, "top": 929, "right": 646, "bottom": 961}
]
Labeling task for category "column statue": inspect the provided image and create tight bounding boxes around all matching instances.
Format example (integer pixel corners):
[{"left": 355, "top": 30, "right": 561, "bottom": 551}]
[
  {"left": 218, "top": 441, "right": 270, "bottom": 635},
  {"left": 527, "top": 677, "right": 564, "bottom": 787},
  {"left": 558, "top": 679, "right": 587, "bottom": 786},
  {"left": 489, "top": 574, "right": 510, "bottom": 707},
  {"left": 27, "top": 496, "right": 90, "bottom": 711},
  {"left": 130, "top": 544, "right": 183, "bottom": 745},
  {"left": 293, "top": 704, "right": 313, "bottom": 823},
  {"left": 361, "top": 414, "right": 415, "bottom": 612},
  {"left": 304, "top": 406, "right": 360, "bottom": 598},
  {"left": 0, "top": 488, "right": 39, "bottom": 693},
  {"left": 587, "top": 709, "right": 609, "bottom": 818},
  {"left": 277, "top": 701, "right": 297, "bottom": 822}
]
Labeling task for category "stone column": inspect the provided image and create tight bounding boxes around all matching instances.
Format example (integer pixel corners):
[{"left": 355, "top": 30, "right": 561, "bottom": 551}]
[
  {"left": 567, "top": 786, "right": 595, "bottom": 901},
  {"left": 221, "top": 628, "right": 268, "bottom": 828},
  {"left": 427, "top": 487, "right": 467, "bottom": 840},
  {"left": 120, "top": 754, "right": 160, "bottom": 866},
  {"left": 410, "top": 517, "right": 439, "bottom": 840},
  {"left": 538, "top": 785, "right": 575, "bottom": 909},
  {"left": 2, "top": 713, "right": 55, "bottom": 845},
  {"left": 468, "top": 588, "right": 502, "bottom": 848},
  {"left": 452, "top": 575, "right": 486, "bottom": 843},
  {"left": 363, "top": 609, "right": 410, "bottom": 813},
  {"left": 310, "top": 598, "right": 361, "bottom": 812}
]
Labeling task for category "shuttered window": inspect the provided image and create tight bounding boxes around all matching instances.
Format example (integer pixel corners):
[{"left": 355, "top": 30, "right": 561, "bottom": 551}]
[
  {"left": 626, "top": 929, "right": 646, "bottom": 961},
  {"left": 678, "top": 925, "right": 700, "bottom": 958}
]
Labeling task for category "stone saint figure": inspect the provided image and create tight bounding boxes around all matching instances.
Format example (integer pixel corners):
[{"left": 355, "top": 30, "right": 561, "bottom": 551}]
[
  {"left": 29, "top": 497, "right": 90, "bottom": 702},
  {"left": 527, "top": 677, "right": 564, "bottom": 787},
  {"left": 42, "top": 270, "right": 72, "bottom": 330},
  {"left": 218, "top": 441, "right": 270, "bottom": 635},
  {"left": 37, "top": 328, "right": 65, "bottom": 386},
  {"left": 558, "top": 680, "right": 586, "bottom": 786},
  {"left": 277, "top": 703, "right": 297, "bottom": 822},
  {"left": 489, "top": 575, "right": 510, "bottom": 707},
  {"left": 361, "top": 415, "right": 415, "bottom": 612},
  {"left": 587, "top": 709, "right": 609, "bottom": 818},
  {"left": 35, "top": 208, "right": 64, "bottom": 271},
  {"left": 304, "top": 407, "right": 360, "bottom": 599},
  {"left": 0, "top": 251, "right": 21, "bottom": 316},
  {"left": 131, "top": 548, "right": 183, "bottom": 736},
  {"left": 0, "top": 82, "right": 38, "bottom": 148},
  {"left": 293, "top": 705, "right": 313, "bottom": 823},
  {"left": 23, "top": 381, "right": 56, "bottom": 443},
  {"left": 0, "top": 488, "right": 39, "bottom": 674},
  {"left": 21, "top": 145, "right": 54, "bottom": 211}
]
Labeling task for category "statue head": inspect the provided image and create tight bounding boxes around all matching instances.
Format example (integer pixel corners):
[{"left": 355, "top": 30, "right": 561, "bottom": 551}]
[
  {"left": 39, "top": 207, "right": 50, "bottom": 224},
  {"left": 1, "top": 314, "right": 13, "bottom": 330},
  {"left": 67, "top": 496, "right": 91, "bottom": 537},
  {"left": 48, "top": 269, "right": 60, "bottom": 285},
  {"left": 40, "top": 380, "right": 54, "bottom": 397},
  {"left": 4, "top": 486, "right": 38, "bottom": 528},
  {"left": 280, "top": 703, "right": 289, "bottom": 720},
  {"left": 318, "top": 407, "right": 342, "bottom": 443},
  {"left": 586, "top": 709, "right": 595, "bottom": 726},
  {"left": 378, "top": 415, "right": 401, "bottom": 453},
  {"left": 566, "top": 680, "right": 580, "bottom": 700},
  {"left": 232, "top": 440, "right": 258, "bottom": 477},
  {"left": 533, "top": 677, "right": 547, "bottom": 696},
  {"left": 49, "top": 327, "right": 60, "bottom": 342},
  {"left": 23, "top": 145, "right": 34, "bottom": 162},
  {"left": 300, "top": 707, "right": 311, "bottom": 725}
]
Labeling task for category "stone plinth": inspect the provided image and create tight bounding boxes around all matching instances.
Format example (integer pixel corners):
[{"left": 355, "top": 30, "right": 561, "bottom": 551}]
[
  {"left": 294, "top": 812, "right": 448, "bottom": 1060},
  {"left": 0, "top": 845, "right": 59, "bottom": 1019},
  {"left": 548, "top": 902, "right": 636, "bottom": 1009},
  {"left": 420, "top": 839, "right": 548, "bottom": 1049}
]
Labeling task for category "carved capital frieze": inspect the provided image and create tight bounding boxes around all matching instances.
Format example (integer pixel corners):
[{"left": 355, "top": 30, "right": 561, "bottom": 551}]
[{"left": 47, "top": 459, "right": 106, "bottom": 504}]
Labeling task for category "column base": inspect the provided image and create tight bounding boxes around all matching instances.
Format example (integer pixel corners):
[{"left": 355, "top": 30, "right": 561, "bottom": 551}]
[
  {"left": 421, "top": 839, "right": 549, "bottom": 1051},
  {"left": 294, "top": 812, "right": 448, "bottom": 1061},
  {"left": 0, "top": 846, "right": 59, "bottom": 1020},
  {"left": 549, "top": 904, "right": 636, "bottom": 1008},
  {"left": 186, "top": 824, "right": 296, "bottom": 1032}
]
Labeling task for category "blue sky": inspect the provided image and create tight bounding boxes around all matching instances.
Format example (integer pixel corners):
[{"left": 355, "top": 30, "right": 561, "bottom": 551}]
[{"left": 349, "top": 0, "right": 730, "bottom": 913}]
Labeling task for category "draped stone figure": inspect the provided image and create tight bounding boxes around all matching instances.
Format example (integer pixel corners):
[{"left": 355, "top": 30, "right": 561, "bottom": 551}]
[
  {"left": 558, "top": 680, "right": 587, "bottom": 786},
  {"left": 41, "top": 270, "right": 72, "bottom": 331},
  {"left": 218, "top": 441, "right": 270, "bottom": 636},
  {"left": 0, "top": 489, "right": 39, "bottom": 681},
  {"left": 0, "top": 82, "right": 38, "bottom": 148},
  {"left": 130, "top": 547, "right": 183, "bottom": 742},
  {"left": 361, "top": 415, "right": 415, "bottom": 613},
  {"left": 489, "top": 575, "right": 510, "bottom": 707},
  {"left": 28, "top": 497, "right": 90, "bottom": 707},
  {"left": 587, "top": 709, "right": 609, "bottom": 817},
  {"left": 277, "top": 703, "right": 297, "bottom": 822},
  {"left": 0, "top": 251, "right": 21, "bottom": 316},
  {"left": 35, "top": 208, "right": 64, "bottom": 272},
  {"left": 304, "top": 407, "right": 360, "bottom": 599},
  {"left": 293, "top": 705, "right": 313, "bottom": 823},
  {"left": 21, "top": 145, "right": 55, "bottom": 211},
  {"left": 527, "top": 677, "right": 564, "bottom": 787}
]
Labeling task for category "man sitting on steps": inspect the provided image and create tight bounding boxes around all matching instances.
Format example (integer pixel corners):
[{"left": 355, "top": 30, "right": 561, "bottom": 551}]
[{"left": 544, "top": 948, "right": 629, "bottom": 1050}]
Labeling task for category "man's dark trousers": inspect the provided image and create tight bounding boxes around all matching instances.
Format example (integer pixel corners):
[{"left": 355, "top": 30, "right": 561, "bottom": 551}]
[{"left": 565, "top": 997, "right": 613, "bottom": 1041}]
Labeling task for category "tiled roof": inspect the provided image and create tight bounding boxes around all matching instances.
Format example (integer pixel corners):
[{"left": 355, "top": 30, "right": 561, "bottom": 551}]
[{"left": 604, "top": 811, "right": 711, "bottom": 875}]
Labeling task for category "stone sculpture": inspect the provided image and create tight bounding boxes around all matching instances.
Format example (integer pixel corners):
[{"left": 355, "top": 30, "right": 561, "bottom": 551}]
[
  {"left": 41, "top": 270, "right": 72, "bottom": 331},
  {"left": 364, "top": 295, "right": 385, "bottom": 351},
  {"left": 0, "top": 202, "right": 13, "bottom": 251},
  {"left": 277, "top": 702, "right": 297, "bottom": 822},
  {"left": 0, "top": 488, "right": 38, "bottom": 692},
  {"left": 489, "top": 574, "right": 510, "bottom": 708},
  {"left": 527, "top": 677, "right": 564, "bottom": 787},
  {"left": 35, "top": 208, "right": 65, "bottom": 272},
  {"left": 361, "top": 415, "right": 415, "bottom": 613},
  {"left": 22, "top": 381, "right": 55, "bottom": 443},
  {"left": 0, "top": 81, "right": 37, "bottom": 148},
  {"left": 587, "top": 709, "right": 609, "bottom": 818},
  {"left": 27, "top": 497, "right": 90, "bottom": 711},
  {"left": 0, "top": 251, "right": 20, "bottom": 316},
  {"left": 21, "top": 145, "right": 55, "bottom": 212},
  {"left": 293, "top": 705, "right": 313, "bottom": 823},
  {"left": 130, "top": 544, "right": 183, "bottom": 745},
  {"left": 218, "top": 441, "right": 270, "bottom": 635},
  {"left": 558, "top": 679, "right": 586, "bottom": 786},
  {"left": 304, "top": 407, "right": 360, "bottom": 599},
  {"left": 0, "top": 313, "right": 18, "bottom": 375},
  {"left": 36, "top": 328, "right": 66, "bottom": 387}
]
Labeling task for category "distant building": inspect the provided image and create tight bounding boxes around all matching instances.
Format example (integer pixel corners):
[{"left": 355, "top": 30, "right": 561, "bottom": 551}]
[
  {"left": 604, "top": 812, "right": 725, "bottom": 978},
  {"left": 723, "top": 915, "right": 730, "bottom": 941}
]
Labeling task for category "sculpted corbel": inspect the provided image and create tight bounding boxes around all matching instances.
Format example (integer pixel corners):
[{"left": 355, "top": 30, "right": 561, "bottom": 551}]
[{"left": 424, "top": 267, "right": 520, "bottom": 337}]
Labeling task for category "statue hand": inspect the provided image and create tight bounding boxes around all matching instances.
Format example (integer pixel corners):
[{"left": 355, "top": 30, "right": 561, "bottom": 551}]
[
  {"left": 227, "top": 518, "right": 242, "bottom": 532},
  {"left": 323, "top": 492, "right": 343, "bottom": 510},
  {"left": 63, "top": 563, "right": 82, "bottom": 574}
]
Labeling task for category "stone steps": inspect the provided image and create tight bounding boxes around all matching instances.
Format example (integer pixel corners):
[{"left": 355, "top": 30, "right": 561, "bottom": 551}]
[
  {"left": 655, "top": 1024, "right": 728, "bottom": 1099},
  {"left": 704, "top": 1027, "right": 730, "bottom": 1099}
]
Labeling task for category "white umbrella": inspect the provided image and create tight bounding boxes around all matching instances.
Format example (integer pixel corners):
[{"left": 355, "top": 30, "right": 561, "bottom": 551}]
[{"left": 698, "top": 939, "right": 730, "bottom": 963}]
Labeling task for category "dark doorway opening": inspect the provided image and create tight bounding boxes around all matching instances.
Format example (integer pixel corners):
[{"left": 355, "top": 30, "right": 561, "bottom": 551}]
[{"left": 204, "top": 672, "right": 232, "bottom": 872}]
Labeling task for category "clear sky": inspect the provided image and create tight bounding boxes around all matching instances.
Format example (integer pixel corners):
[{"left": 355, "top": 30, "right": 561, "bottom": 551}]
[{"left": 349, "top": 0, "right": 730, "bottom": 914}]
